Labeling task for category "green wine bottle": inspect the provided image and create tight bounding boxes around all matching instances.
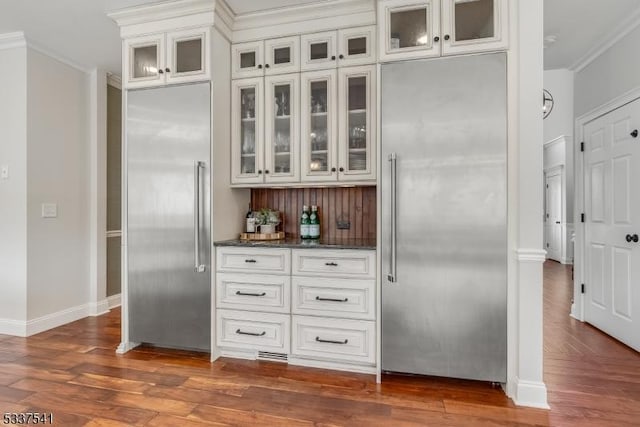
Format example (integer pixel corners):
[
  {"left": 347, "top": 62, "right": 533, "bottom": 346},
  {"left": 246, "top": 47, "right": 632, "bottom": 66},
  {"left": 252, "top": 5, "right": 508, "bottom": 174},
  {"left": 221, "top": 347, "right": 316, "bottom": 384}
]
[
  {"left": 309, "top": 205, "right": 320, "bottom": 239},
  {"left": 300, "top": 205, "right": 310, "bottom": 239}
]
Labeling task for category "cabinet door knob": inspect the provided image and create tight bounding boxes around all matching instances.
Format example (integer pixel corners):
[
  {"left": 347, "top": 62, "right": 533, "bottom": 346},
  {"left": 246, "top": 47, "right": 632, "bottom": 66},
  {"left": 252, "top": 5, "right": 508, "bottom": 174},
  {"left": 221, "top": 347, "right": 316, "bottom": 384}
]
[
  {"left": 444, "top": 34, "right": 450, "bottom": 41},
  {"left": 331, "top": 55, "right": 336, "bottom": 60},
  {"left": 331, "top": 167, "right": 336, "bottom": 172},
  {"left": 626, "top": 234, "right": 639, "bottom": 243},
  {"left": 631, "top": 129, "right": 638, "bottom": 138},
  {"left": 165, "top": 67, "right": 170, "bottom": 73},
  {"left": 158, "top": 69, "right": 164, "bottom": 74},
  {"left": 339, "top": 167, "right": 344, "bottom": 172},
  {"left": 258, "top": 170, "right": 262, "bottom": 174},
  {"left": 264, "top": 169, "right": 269, "bottom": 174},
  {"left": 258, "top": 64, "right": 263, "bottom": 69},
  {"left": 265, "top": 64, "right": 270, "bottom": 68},
  {"left": 339, "top": 54, "right": 344, "bottom": 59},
  {"left": 434, "top": 36, "right": 440, "bottom": 42}
]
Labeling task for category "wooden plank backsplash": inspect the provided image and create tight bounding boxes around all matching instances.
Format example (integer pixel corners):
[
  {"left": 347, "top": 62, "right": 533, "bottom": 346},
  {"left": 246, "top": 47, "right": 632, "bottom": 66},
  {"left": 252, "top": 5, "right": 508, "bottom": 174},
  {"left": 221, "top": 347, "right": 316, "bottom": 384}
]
[{"left": 251, "top": 187, "right": 376, "bottom": 239}]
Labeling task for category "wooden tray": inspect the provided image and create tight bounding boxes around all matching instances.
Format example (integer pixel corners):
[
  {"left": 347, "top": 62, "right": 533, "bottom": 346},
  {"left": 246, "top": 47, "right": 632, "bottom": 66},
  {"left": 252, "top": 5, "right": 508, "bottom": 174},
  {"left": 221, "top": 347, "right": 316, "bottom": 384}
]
[{"left": 239, "top": 231, "right": 285, "bottom": 241}]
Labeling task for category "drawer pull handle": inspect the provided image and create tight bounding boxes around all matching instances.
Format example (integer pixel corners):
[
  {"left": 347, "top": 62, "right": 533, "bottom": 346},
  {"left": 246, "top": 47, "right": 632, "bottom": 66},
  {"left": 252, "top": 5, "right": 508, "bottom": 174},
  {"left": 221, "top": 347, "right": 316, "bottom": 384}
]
[
  {"left": 325, "top": 262, "right": 338, "bottom": 266},
  {"left": 236, "top": 291, "right": 267, "bottom": 297},
  {"left": 315, "top": 296, "right": 348, "bottom": 302},
  {"left": 316, "top": 336, "right": 348, "bottom": 345},
  {"left": 245, "top": 259, "right": 257, "bottom": 263},
  {"left": 236, "top": 329, "right": 266, "bottom": 337}
]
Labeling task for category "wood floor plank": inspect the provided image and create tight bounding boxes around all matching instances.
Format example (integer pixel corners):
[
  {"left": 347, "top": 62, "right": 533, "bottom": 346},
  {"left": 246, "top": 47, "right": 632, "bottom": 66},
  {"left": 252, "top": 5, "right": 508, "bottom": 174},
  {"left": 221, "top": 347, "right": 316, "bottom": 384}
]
[
  {"left": 147, "top": 413, "right": 229, "bottom": 427},
  {"left": 10, "top": 378, "right": 116, "bottom": 402},
  {"left": 108, "top": 392, "right": 198, "bottom": 417},
  {"left": 188, "top": 403, "right": 316, "bottom": 427},
  {"left": 68, "top": 373, "right": 150, "bottom": 393}
]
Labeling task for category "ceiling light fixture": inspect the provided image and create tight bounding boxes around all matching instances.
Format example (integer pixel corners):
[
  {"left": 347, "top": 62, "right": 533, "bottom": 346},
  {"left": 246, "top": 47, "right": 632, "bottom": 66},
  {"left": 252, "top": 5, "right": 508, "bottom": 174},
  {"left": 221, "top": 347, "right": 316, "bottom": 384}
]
[{"left": 543, "top": 89, "right": 554, "bottom": 119}]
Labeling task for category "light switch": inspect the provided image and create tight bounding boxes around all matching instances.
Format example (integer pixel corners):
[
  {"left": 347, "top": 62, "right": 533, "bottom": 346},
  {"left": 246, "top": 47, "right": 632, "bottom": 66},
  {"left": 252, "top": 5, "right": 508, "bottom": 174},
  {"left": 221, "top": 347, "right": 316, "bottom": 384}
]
[
  {"left": 1, "top": 165, "right": 8, "bottom": 179},
  {"left": 41, "top": 203, "right": 58, "bottom": 218}
]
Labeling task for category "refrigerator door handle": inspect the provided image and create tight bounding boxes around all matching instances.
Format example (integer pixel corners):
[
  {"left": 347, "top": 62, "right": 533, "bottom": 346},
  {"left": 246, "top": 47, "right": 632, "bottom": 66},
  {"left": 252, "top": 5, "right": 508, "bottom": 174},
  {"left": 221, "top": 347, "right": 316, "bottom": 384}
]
[
  {"left": 388, "top": 153, "right": 397, "bottom": 283},
  {"left": 194, "top": 161, "right": 206, "bottom": 273}
]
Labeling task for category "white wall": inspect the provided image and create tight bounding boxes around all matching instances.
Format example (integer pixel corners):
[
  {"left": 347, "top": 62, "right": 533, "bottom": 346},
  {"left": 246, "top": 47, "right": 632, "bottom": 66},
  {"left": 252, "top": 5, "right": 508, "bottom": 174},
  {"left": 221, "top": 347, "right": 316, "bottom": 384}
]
[
  {"left": 25, "top": 49, "right": 91, "bottom": 321},
  {"left": 543, "top": 69, "right": 574, "bottom": 142},
  {"left": 575, "top": 24, "right": 640, "bottom": 117},
  {"left": 0, "top": 46, "right": 28, "bottom": 332}
]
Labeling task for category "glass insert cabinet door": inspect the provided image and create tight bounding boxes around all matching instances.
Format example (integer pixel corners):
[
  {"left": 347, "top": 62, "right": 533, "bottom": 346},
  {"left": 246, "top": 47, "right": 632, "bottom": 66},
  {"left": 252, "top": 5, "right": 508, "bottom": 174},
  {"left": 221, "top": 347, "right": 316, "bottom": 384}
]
[
  {"left": 125, "top": 34, "right": 165, "bottom": 87},
  {"left": 264, "top": 75, "right": 300, "bottom": 182},
  {"left": 378, "top": 0, "right": 440, "bottom": 62},
  {"left": 300, "top": 31, "right": 338, "bottom": 71},
  {"left": 231, "top": 77, "right": 264, "bottom": 185},
  {"left": 337, "top": 26, "right": 376, "bottom": 67},
  {"left": 232, "top": 40, "right": 264, "bottom": 79},
  {"left": 301, "top": 70, "right": 338, "bottom": 182},
  {"left": 441, "top": 0, "right": 508, "bottom": 54},
  {"left": 338, "top": 65, "right": 376, "bottom": 181},
  {"left": 264, "top": 36, "right": 300, "bottom": 75},
  {"left": 166, "top": 28, "right": 208, "bottom": 82}
]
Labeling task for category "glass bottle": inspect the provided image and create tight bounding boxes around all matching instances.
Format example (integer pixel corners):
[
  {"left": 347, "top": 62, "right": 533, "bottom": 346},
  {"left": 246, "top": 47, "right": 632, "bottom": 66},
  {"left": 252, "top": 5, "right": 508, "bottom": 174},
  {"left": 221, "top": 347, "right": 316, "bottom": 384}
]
[
  {"left": 309, "top": 205, "right": 320, "bottom": 239},
  {"left": 300, "top": 205, "right": 310, "bottom": 239},
  {"left": 245, "top": 203, "right": 255, "bottom": 233}
]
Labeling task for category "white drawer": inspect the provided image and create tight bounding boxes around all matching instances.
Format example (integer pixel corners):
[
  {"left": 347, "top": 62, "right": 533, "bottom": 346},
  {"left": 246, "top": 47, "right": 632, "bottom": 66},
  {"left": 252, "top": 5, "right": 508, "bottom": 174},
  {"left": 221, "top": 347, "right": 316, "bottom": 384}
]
[
  {"left": 291, "top": 315, "right": 375, "bottom": 364},
  {"left": 216, "top": 247, "right": 290, "bottom": 274},
  {"left": 292, "top": 277, "right": 375, "bottom": 320},
  {"left": 216, "top": 273, "right": 290, "bottom": 314},
  {"left": 292, "top": 249, "right": 376, "bottom": 279},
  {"left": 216, "top": 309, "right": 290, "bottom": 353}
]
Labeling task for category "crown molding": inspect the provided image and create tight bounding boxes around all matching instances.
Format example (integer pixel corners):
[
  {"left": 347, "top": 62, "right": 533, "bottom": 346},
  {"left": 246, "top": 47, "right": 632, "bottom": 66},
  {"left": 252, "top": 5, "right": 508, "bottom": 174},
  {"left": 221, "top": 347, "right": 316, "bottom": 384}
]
[
  {"left": 213, "top": 0, "right": 233, "bottom": 41},
  {"left": 232, "top": 0, "right": 375, "bottom": 42},
  {"left": 107, "top": 73, "right": 122, "bottom": 89},
  {"left": 570, "top": 6, "right": 640, "bottom": 73},
  {"left": 0, "top": 32, "right": 27, "bottom": 50},
  {"left": 108, "top": 0, "right": 215, "bottom": 27}
]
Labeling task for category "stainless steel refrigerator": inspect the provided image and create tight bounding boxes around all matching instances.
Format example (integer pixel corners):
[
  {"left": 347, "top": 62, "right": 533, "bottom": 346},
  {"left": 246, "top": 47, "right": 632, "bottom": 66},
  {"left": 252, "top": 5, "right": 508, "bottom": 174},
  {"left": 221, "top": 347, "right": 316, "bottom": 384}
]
[
  {"left": 381, "top": 53, "right": 507, "bottom": 382},
  {"left": 127, "top": 82, "right": 211, "bottom": 352}
]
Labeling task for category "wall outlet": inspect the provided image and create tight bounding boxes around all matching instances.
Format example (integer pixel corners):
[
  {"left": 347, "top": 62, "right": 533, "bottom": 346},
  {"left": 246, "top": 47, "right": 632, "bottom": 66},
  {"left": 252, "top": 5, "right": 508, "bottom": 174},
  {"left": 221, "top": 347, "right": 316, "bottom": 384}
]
[
  {"left": 337, "top": 220, "right": 351, "bottom": 230},
  {"left": 41, "top": 203, "right": 58, "bottom": 218}
]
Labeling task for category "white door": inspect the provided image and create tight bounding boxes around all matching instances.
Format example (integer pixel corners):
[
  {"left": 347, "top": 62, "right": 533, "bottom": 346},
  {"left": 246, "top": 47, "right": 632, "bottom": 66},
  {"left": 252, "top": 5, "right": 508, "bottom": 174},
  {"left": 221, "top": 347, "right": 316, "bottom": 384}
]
[
  {"left": 583, "top": 98, "right": 640, "bottom": 351},
  {"left": 545, "top": 171, "right": 562, "bottom": 262}
]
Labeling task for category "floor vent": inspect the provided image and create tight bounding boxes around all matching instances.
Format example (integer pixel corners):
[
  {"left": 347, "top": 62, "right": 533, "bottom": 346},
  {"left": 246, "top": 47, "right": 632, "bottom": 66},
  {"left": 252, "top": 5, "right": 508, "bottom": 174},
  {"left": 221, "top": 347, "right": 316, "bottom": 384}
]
[{"left": 258, "top": 351, "right": 288, "bottom": 362}]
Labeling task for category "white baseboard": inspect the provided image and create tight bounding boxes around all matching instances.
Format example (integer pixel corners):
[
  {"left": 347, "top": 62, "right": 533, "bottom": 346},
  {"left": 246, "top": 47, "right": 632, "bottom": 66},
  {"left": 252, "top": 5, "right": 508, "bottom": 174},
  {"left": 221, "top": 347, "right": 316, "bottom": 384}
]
[
  {"left": 26, "top": 303, "right": 91, "bottom": 336},
  {"left": 512, "top": 378, "right": 550, "bottom": 409},
  {"left": 89, "top": 299, "right": 110, "bottom": 316},
  {"left": 560, "top": 257, "right": 573, "bottom": 265},
  {"left": 0, "top": 318, "right": 27, "bottom": 337},
  {"left": 288, "top": 356, "right": 376, "bottom": 375},
  {"left": 116, "top": 341, "right": 140, "bottom": 354},
  {"left": 107, "top": 293, "right": 121, "bottom": 309}
]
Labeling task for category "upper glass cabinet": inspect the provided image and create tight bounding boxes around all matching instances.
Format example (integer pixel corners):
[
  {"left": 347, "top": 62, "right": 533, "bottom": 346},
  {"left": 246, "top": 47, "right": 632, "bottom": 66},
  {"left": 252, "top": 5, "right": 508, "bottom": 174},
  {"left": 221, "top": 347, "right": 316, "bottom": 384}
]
[
  {"left": 232, "top": 37, "right": 301, "bottom": 79},
  {"left": 231, "top": 78, "right": 265, "bottom": 185},
  {"left": 124, "top": 27, "right": 210, "bottom": 88},
  {"left": 378, "top": 0, "right": 440, "bottom": 62},
  {"left": 300, "top": 31, "right": 337, "bottom": 72},
  {"left": 378, "top": 0, "right": 507, "bottom": 62},
  {"left": 441, "top": 0, "right": 508, "bottom": 55}
]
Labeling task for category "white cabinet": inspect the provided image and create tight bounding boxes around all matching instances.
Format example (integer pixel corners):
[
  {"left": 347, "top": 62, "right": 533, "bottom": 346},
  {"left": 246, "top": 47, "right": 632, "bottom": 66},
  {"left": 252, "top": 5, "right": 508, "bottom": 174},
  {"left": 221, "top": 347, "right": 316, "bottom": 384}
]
[
  {"left": 301, "top": 66, "right": 376, "bottom": 182},
  {"left": 232, "top": 36, "right": 300, "bottom": 79},
  {"left": 124, "top": 27, "right": 209, "bottom": 88},
  {"left": 231, "top": 75, "right": 300, "bottom": 185},
  {"left": 215, "top": 247, "right": 292, "bottom": 357},
  {"left": 378, "top": 0, "right": 508, "bottom": 62},
  {"left": 213, "top": 246, "right": 377, "bottom": 373},
  {"left": 300, "top": 26, "right": 376, "bottom": 71}
]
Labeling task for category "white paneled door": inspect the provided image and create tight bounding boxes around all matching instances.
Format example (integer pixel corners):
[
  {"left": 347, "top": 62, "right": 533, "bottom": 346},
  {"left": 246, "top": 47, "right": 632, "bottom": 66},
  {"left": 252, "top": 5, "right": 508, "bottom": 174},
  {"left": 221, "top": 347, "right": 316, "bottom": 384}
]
[
  {"left": 583, "top": 98, "right": 640, "bottom": 351},
  {"left": 545, "top": 171, "right": 562, "bottom": 262}
]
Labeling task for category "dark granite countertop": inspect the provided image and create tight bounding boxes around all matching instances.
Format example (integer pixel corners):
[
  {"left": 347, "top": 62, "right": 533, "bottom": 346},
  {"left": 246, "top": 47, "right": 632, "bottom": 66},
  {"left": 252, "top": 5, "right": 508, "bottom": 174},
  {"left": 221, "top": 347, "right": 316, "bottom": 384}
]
[{"left": 214, "top": 237, "right": 376, "bottom": 250}]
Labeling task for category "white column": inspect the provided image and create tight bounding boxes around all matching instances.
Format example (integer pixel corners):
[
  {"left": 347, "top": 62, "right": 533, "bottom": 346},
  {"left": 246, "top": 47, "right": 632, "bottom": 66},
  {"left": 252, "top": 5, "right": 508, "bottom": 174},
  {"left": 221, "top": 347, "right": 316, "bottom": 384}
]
[
  {"left": 89, "top": 68, "right": 108, "bottom": 316},
  {"left": 509, "top": 0, "right": 549, "bottom": 409}
]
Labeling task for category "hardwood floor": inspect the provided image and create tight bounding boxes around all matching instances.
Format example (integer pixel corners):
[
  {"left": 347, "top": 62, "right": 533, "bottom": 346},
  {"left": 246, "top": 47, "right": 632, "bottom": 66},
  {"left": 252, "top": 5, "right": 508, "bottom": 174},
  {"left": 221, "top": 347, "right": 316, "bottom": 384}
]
[{"left": 0, "top": 261, "right": 638, "bottom": 426}]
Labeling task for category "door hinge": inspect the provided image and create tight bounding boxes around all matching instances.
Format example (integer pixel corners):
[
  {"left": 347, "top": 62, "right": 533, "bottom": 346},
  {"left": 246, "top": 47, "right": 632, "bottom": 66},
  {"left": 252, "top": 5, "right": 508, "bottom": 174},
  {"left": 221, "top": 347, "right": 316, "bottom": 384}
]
[
  {"left": 581, "top": 283, "right": 585, "bottom": 294},
  {"left": 546, "top": 243, "right": 550, "bottom": 248},
  {"left": 581, "top": 213, "right": 585, "bottom": 223},
  {"left": 580, "top": 142, "right": 585, "bottom": 152}
]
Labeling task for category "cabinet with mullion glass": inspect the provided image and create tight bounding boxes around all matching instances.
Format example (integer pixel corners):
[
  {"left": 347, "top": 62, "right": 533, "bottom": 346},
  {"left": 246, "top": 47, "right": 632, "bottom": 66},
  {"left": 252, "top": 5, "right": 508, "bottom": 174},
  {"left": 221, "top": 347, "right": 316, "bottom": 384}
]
[
  {"left": 301, "top": 70, "right": 338, "bottom": 182},
  {"left": 232, "top": 78, "right": 264, "bottom": 185},
  {"left": 338, "top": 65, "right": 376, "bottom": 181}
]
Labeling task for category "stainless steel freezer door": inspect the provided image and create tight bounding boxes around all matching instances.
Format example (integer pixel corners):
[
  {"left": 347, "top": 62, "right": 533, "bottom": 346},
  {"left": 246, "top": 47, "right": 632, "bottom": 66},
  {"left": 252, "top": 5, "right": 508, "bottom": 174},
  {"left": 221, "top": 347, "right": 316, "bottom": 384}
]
[
  {"left": 381, "top": 53, "right": 507, "bottom": 382},
  {"left": 127, "top": 83, "right": 211, "bottom": 352}
]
